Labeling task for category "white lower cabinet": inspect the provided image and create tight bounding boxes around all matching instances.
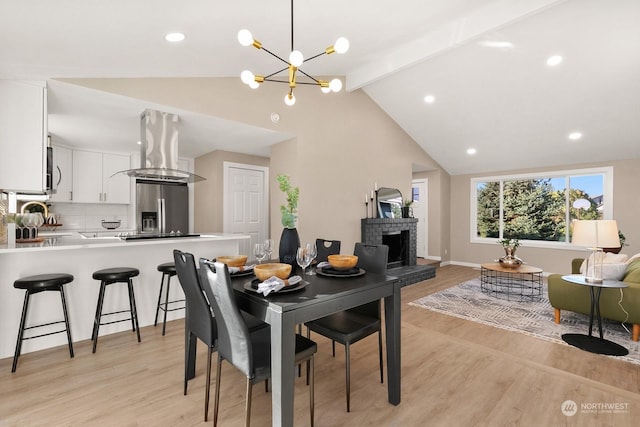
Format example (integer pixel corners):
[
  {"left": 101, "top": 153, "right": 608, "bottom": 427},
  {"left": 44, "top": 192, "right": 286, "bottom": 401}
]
[{"left": 72, "top": 150, "right": 130, "bottom": 204}]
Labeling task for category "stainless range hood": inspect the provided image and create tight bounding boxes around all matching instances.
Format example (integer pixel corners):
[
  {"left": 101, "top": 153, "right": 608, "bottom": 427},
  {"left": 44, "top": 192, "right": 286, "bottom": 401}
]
[{"left": 114, "top": 109, "right": 205, "bottom": 183}]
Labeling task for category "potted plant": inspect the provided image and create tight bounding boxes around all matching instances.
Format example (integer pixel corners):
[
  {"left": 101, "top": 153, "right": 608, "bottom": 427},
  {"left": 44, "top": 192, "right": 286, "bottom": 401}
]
[
  {"left": 276, "top": 174, "right": 301, "bottom": 269},
  {"left": 401, "top": 198, "right": 413, "bottom": 218}
]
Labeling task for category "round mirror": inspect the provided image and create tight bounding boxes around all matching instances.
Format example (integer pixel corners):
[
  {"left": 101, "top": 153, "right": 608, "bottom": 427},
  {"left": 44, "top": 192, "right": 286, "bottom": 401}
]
[{"left": 376, "top": 187, "right": 402, "bottom": 218}]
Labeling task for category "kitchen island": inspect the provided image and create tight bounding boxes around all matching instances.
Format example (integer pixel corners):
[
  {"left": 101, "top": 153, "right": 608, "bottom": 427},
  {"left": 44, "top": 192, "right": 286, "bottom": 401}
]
[{"left": 0, "top": 233, "right": 247, "bottom": 359}]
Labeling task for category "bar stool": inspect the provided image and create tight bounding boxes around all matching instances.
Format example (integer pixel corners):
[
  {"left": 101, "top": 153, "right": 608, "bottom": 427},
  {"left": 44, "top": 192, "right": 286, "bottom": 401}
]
[
  {"left": 154, "top": 262, "right": 184, "bottom": 336},
  {"left": 91, "top": 267, "right": 141, "bottom": 353},
  {"left": 12, "top": 273, "right": 75, "bottom": 373}
]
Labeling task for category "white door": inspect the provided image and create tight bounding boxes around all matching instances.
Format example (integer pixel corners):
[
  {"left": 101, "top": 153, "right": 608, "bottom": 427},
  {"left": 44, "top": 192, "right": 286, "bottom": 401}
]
[
  {"left": 223, "top": 163, "right": 269, "bottom": 257},
  {"left": 412, "top": 179, "right": 428, "bottom": 258}
]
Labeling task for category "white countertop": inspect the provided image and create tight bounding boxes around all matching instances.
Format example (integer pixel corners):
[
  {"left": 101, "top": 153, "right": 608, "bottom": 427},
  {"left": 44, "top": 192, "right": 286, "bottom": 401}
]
[{"left": 0, "top": 232, "right": 248, "bottom": 254}]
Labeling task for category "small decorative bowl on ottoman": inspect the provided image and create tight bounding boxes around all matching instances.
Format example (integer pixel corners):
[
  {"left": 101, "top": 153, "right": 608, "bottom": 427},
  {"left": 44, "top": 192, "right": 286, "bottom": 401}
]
[
  {"left": 328, "top": 255, "right": 358, "bottom": 270},
  {"left": 254, "top": 263, "right": 292, "bottom": 281},
  {"left": 217, "top": 255, "right": 248, "bottom": 267}
]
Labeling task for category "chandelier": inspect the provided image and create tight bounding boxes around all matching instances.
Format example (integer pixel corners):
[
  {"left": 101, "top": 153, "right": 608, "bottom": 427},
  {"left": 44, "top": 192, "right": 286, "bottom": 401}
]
[{"left": 237, "top": 0, "right": 349, "bottom": 106}]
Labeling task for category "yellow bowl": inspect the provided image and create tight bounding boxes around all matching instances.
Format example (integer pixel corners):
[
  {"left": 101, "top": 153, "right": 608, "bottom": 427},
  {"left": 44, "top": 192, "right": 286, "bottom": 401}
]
[
  {"left": 328, "top": 255, "right": 358, "bottom": 270},
  {"left": 254, "top": 263, "right": 292, "bottom": 281},
  {"left": 217, "top": 255, "right": 248, "bottom": 268}
]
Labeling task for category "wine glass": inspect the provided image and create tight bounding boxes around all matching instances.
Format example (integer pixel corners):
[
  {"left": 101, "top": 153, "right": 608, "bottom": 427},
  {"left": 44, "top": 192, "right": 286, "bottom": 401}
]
[
  {"left": 32, "top": 213, "right": 44, "bottom": 238},
  {"left": 254, "top": 242, "right": 266, "bottom": 264},
  {"left": 305, "top": 242, "right": 317, "bottom": 275},
  {"left": 264, "top": 238, "right": 274, "bottom": 263},
  {"left": 21, "top": 214, "right": 34, "bottom": 240},
  {"left": 296, "top": 247, "right": 311, "bottom": 277}
]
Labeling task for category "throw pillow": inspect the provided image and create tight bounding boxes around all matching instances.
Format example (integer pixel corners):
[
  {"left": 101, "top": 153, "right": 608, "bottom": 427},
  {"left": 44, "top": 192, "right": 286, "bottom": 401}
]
[
  {"left": 580, "top": 252, "right": 629, "bottom": 280},
  {"left": 626, "top": 253, "right": 640, "bottom": 264}
]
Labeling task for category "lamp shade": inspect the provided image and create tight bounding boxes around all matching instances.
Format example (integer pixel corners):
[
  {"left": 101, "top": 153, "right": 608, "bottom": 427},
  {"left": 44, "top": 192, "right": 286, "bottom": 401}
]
[{"left": 572, "top": 220, "right": 620, "bottom": 248}]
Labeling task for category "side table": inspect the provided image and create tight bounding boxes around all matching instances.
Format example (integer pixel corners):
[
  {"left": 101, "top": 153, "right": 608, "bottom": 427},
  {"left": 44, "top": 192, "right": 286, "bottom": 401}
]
[{"left": 560, "top": 275, "right": 628, "bottom": 356}]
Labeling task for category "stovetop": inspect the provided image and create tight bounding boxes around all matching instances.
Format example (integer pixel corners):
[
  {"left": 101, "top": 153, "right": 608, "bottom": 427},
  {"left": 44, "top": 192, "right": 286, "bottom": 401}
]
[{"left": 120, "top": 232, "right": 200, "bottom": 241}]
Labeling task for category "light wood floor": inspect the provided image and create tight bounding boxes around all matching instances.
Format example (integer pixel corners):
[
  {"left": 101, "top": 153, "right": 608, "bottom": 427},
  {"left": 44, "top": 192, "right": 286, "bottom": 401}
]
[{"left": 2, "top": 263, "right": 639, "bottom": 426}]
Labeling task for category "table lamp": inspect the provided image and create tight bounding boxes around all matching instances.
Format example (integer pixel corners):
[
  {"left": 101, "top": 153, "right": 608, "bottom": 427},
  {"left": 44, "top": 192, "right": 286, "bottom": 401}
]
[{"left": 571, "top": 220, "right": 620, "bottom": 283}]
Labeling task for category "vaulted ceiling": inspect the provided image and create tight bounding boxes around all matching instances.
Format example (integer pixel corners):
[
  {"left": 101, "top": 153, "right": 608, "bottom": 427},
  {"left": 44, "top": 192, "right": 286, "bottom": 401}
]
[{"left": 2, "top": 0, "right": 639, "bottom": 174}]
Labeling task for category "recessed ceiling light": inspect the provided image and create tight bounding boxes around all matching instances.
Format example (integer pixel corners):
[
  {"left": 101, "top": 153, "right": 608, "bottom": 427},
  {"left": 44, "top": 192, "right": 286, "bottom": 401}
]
[
  {"left": 479, "top": 41, "right": 514, "bottom": 49},
  {"left": 466, "top": 148, "right": 477, "bottom": 155},
  {"left": 423, "top": 95, "right": 435, "bottom": 104},
  {"left": 546, "top": 55, "right": 563, "bottom": 66},
  {"left": 165, "top": 32, "right": 186, "bottom": 43},
  {"left": 568, "top": 132, "right": 583, "bottom": 140}
]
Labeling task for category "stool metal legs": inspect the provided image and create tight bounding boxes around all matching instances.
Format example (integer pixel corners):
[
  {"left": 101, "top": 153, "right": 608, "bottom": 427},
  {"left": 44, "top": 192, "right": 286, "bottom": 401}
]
[
  {"left": 92, "top": 279, "right": 141, "bottom": 353},
  {"left": 128, "top": 278, "right": 141, "bottom": 343},
  {"left": 12, "top": 291, "right": 31, "bottom": 373},
  {"left": 154, "top": 272, "right": 183, "bottom": 336},
  {"left": 12, "top": 286, "right": 74, "bottom": 373}
]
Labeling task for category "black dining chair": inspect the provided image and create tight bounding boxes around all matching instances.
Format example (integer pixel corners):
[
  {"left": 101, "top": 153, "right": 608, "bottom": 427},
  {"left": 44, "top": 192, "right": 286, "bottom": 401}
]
[
  {"left": 173, "top": 250, "right": 268, "bottom": 422},
  {"left": 173, "top": 249, "right": 218, "bottom": 422},
  {"left": 305, "top": 242, "right": 389, "bottom": 412},
  {"left": 199, "top": 258, "right": 318, "bottom": 427},
  {"left": 315, "top": 238, "right": 341, "bottom": 263}
]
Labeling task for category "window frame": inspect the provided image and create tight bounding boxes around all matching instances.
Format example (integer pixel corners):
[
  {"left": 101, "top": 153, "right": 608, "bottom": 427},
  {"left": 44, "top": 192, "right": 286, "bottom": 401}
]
[{"left": 470, "top": 166, "right": 614, "bottom": 249}]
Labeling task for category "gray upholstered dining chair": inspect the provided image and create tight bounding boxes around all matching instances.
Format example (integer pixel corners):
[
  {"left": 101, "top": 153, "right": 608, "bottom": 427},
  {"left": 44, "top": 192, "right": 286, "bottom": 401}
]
[
  {"left": 305, "top": 242, "right": 389, "bottom": 412},
  {"left": 173, "top": 250, "right": 267, "bottom": 422},
  {"left": 315, "top": 238, "right": 341, "bottom": 263},
  {"left": 198, "top": 258, "right": 318, "bottom": 427}
]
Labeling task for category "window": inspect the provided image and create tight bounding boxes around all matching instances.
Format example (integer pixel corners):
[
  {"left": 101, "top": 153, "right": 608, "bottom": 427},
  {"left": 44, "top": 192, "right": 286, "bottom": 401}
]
[{"left": 471, "top": 167, "right": 613, "bottom": 246}]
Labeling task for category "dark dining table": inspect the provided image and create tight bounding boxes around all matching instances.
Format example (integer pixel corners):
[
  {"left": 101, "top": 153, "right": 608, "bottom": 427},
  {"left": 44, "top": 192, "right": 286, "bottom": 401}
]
[{"left": 188, "top": 267, "right": 401, "bottom": 427}]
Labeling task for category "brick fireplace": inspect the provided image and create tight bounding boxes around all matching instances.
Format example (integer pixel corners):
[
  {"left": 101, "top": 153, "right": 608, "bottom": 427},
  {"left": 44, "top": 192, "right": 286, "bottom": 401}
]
[{"left": 361, "top": 218, "right": 417, "bottom": 268}]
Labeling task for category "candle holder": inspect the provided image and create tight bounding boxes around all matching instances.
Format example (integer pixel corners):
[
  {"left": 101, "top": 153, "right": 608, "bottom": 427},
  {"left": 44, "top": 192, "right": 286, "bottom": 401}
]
[
  {"left": 370, "top": 197, "right": 375, "bottom": 218},
  {"left": 364, "top": 201, "right": 369, "bottom": 219}
]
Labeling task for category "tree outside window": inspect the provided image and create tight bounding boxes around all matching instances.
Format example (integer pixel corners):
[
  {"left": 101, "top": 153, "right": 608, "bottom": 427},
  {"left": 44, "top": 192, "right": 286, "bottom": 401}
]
[{"left": 473, "top": 168, "right": 610, "bottom": 245}]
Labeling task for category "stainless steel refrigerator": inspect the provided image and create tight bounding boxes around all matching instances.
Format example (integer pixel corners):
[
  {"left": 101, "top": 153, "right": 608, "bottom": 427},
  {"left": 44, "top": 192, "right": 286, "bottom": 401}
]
[{"left": 136, "top": 180, "right": 189, "bottom": 234}]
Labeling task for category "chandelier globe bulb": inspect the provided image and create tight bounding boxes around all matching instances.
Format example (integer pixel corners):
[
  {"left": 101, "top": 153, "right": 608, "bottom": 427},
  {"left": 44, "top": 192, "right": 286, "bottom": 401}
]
[
  {"left": 237, "top": 29, "right": 253, "bottom": 46},
  {"left": 240, "top": 70, "right": 255, "bottom": 85},
  {"left": 329, "top": 78, "right": 343, "bottom": 92},
  {"left": 334, "top": 37, "right": 349, "bottom": 54},
  {"left": 289, "top": 50, "right": 304, "bottom": 67},
  {"left": 284, "top": 93, "right": 296, "bottom": 106}
]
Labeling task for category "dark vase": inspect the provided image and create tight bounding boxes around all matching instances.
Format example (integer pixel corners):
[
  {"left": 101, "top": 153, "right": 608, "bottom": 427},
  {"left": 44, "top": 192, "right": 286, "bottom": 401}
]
[
  {"left": 279, "top": 227, "right": 300, "bottom": 273},
  {"left": 401, "top": 206, "right": 413, "bottom": 218}
]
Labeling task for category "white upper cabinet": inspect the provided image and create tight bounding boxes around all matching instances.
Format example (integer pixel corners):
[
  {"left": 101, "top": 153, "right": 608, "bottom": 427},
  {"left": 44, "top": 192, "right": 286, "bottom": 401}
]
[
  {"left": 72, "top": 150, "right": 130, "bottom": 204},
  {"left": 102, "top": 153, "right": 131, "bottom": 204},
  {"left": 0, "top": 80, "right": 47, "bottom": 193},
  {"left": 50, "top": 145, "right": 73, "bottom": 202}
]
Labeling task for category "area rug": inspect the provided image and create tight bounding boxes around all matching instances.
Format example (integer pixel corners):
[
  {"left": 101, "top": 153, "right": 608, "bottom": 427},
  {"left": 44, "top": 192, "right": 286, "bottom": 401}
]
[{"left": 410, "top": 278, "right": 640, "bottom": 365}]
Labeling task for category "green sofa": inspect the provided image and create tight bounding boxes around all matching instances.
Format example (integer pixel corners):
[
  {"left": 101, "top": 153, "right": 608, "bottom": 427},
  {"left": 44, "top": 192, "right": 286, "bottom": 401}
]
[{"left": 548, "top": 257, "right": 640, "bottom": 341}]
